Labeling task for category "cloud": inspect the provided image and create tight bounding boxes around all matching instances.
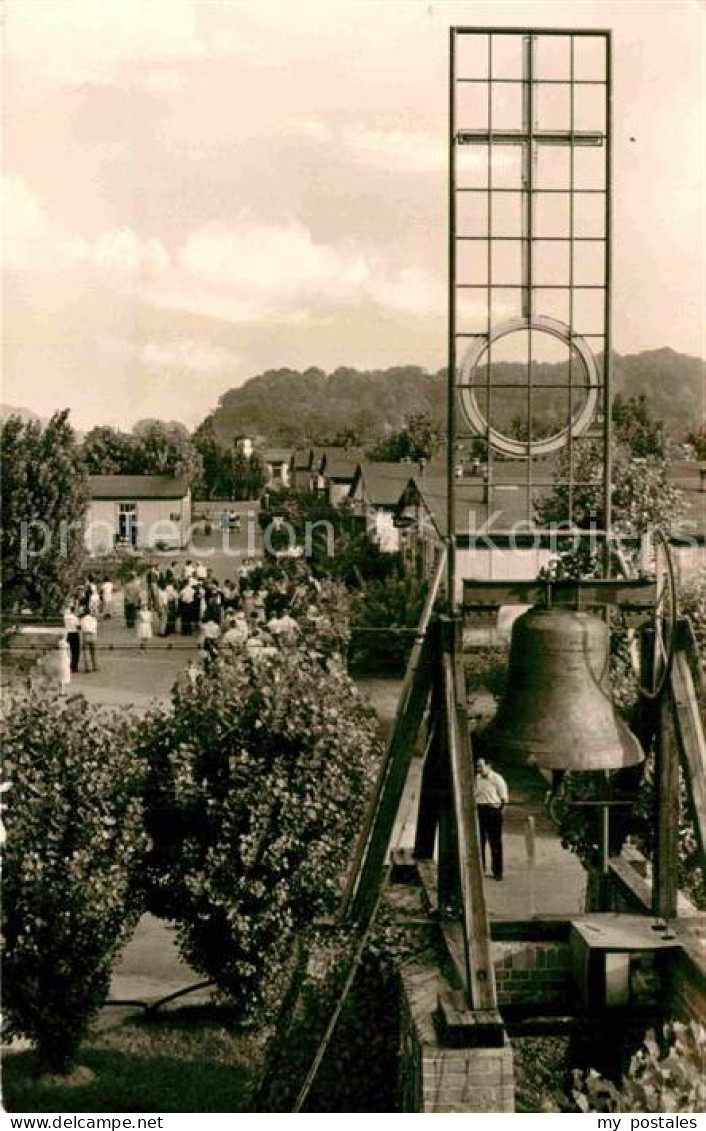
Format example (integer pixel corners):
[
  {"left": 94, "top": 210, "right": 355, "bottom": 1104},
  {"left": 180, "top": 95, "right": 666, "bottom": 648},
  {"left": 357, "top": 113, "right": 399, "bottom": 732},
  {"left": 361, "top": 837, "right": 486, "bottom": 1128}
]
[
  {"left": 90, "top": 229, "right": 170, "bottom": 275},
  {"left": 283, "top": 118, "right": 445, "bottom": 175},
  {"left": 343, "top": 126, "right": 445, "bottom": 174},
  {"left": 4, "top": 176, "right": 442, "bottom": 323},
  {"left": 177, "top": 219, "right": 368, "bottom": 302},
  {"left": 4, "top": 0, "right": 257, "bottom": 94},
  {"left": 372, "top": 267, "right": 444, "bottom": 315},
  {"left": 156, "top": 217, "right": 442, "bottom": 322},
  {"left": 285, "top": 118, "right": 334, "bottom": 144},
  {"left": 141, "top": 341, "right": 241, "bottom": 373},
  {"left": 4, "top": 176, "right": 170, "bottom": 277}
]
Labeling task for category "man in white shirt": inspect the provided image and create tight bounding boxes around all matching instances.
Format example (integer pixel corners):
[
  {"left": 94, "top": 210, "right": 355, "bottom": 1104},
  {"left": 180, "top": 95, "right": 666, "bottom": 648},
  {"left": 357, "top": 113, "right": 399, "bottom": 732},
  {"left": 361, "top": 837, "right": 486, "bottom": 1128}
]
[
  {"left": 63, "top": 605, "right": 81, "bottom": 672},
  {"left": 474, "top": 758, "right": 509, "bottom": 881},
  {"left": 221, "top": 614, "right": 249, "bottom": 647},
  {"left": 79, "top": 610, "right": 99, "bottom": 672}
]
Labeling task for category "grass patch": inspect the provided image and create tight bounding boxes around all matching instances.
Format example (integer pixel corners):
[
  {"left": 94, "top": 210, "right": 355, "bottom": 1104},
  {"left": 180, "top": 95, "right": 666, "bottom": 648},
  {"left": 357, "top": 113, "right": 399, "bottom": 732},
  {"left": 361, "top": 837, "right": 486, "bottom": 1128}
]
[{"left": 3, "top": 1006, "right": 265, "bottom": 1113}]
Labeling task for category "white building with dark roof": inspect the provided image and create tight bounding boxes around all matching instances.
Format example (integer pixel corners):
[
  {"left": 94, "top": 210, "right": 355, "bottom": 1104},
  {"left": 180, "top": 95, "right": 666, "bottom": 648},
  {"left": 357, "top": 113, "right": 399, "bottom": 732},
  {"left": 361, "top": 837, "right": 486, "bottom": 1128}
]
[
  {"left": 262, "top": 448, "right": 294, "bottom": 489},
  {"left": 86, "top": 475, "right": 192, "bottom": 554}
]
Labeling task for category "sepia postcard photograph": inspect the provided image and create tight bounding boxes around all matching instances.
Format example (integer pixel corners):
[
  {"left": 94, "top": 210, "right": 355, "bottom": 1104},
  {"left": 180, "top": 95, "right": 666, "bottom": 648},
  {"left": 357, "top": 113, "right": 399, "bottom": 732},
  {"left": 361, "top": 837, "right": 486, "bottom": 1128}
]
[{"left": 1, "top": 0, "right": 704, "bottom": 1119}]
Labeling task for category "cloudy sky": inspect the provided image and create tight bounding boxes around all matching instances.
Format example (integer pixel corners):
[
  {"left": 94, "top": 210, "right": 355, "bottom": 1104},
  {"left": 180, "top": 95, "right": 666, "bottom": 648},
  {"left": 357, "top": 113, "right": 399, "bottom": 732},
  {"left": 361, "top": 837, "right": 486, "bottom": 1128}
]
[{"left": 3, "top": 0, "right": 704, "bottom": 430}]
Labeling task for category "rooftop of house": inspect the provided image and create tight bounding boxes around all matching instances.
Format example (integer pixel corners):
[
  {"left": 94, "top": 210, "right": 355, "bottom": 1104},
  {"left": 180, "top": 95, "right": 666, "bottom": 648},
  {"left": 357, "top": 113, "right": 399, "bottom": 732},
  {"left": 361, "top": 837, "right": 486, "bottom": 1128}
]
[
  {"left": 88, "top": 475, "right": 190, "bottom": 500},
  {"left": 669, "top": 461, "right": 706, "bottom": 539},
  {"left": 316, "top": 446, "right": 365, "bottom": 472},
  {"left": 291, "top": 448, "right": 314, "bottom": 470},
  {"left": 399, "top": 473, "right": 554, "bottom": 537},
  {"left": 350, "top": 461, "right": 423, "bottom": 506},
  {"left": 263, "top": 448, "right": 294, "bottom": 464},
  {"left": 323, "top": 454, "right": 363, "bottom": 481}
]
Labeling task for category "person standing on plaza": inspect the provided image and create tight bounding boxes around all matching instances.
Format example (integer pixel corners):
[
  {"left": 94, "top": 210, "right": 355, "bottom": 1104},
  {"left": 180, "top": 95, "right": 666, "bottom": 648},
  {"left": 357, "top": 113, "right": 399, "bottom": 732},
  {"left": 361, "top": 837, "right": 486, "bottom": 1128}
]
[
  {"left": 179, "top": 579, "right": 195, "bottom": 636},
  {"left": 101, "top": 578, "right": 114, "bottom": 619},
  {"left": 58, "top": 638, "right": 71, "bottom": 693},
  {"left": 146, "top": 563, "right": 161, "bottom": 613},
  {"left": 79, "top": 606, "right": 99, "bottom": 673},
  {"left": 123, "top": 572, "right": 141, "bottom": 629},
  {"left": 87, "top": 577, "right": 101, "bottom": 618},
  {"left": 63, "top": 603, "right": 81, "bottom": 673},
  {"left": 136, "top": 600, "right": 153, "bottom": 653},
  {"left": 164, "top": 582, "right": 179, "bottom": 636},
  {"left": 474, "top": 758, "right": 509, "bottom": 881}
]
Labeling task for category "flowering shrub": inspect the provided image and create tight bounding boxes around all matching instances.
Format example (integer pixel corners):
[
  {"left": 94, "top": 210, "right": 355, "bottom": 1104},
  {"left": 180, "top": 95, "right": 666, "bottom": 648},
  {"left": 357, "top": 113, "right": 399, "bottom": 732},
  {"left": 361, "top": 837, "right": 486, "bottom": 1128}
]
[
  {"left": 2, "top": 693, "right": 145, "bottom": 1074},
  {"left": 140, "top": 641, "right": 382, "bottom": 1019},
  {"left": 348, "top": 575, "right": 428, "bottom": 671},
  {"left": 568, "top": 1022, "right": 706, "bottom": 1113}
]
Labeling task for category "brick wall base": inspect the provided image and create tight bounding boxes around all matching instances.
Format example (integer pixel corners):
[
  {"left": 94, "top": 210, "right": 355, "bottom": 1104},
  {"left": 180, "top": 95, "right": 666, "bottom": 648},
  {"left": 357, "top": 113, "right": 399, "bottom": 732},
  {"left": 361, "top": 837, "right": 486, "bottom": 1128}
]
[{"left": 398, "top": 966, "right": 514, "bottom": 1113}]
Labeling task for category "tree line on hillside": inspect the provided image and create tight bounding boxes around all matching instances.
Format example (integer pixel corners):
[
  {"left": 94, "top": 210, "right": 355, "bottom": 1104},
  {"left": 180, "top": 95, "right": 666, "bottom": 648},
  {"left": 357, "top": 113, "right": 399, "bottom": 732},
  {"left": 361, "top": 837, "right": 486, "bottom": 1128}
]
[
  {"left": 200, "top": 350, "right": 703, "bottom": 448},
  {"left": 0, "top": 356, "right": 701, "bottom": 616}
]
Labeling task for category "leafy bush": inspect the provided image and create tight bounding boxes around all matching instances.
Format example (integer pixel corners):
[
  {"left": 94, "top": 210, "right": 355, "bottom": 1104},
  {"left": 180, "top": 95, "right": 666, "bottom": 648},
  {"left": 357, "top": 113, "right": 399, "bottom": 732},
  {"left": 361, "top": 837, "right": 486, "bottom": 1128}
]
[
  {"left": 348, "top": 575, "right": 428, "bottom": 671},
  {"left": 2, "top": 694, "right": 146, "bottom": 1075},
  {"left": 464, "top": 645, "right": 510, "bottom": 702},
  {"left": 140, "top": 642, "right": 382, "bottom": 1020},
  {"left": 1, "top": 410, "right": 89, "bottom": 616},
  {"left": 566, "top": 1022, "right": 706, "bottom": 1113}
]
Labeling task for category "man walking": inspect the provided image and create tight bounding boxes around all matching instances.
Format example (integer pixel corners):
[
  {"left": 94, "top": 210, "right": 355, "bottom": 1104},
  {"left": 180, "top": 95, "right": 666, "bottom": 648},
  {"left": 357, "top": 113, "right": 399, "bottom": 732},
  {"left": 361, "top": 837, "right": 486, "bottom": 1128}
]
[
  {"left": 79, "top": 607, "right": 99, "bottom": 672},
  {"left": 474, "top": 758, "right": 509, "bottom": 881},
  {"left": 63, "top": 603, "right": 81, "bottom": 673}
]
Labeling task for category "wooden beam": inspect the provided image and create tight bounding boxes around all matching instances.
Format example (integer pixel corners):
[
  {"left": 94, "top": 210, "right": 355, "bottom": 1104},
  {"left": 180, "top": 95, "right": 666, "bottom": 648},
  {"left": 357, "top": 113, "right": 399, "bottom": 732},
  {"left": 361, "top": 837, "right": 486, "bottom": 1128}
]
[
  {"left": 652, "top": 691, "right": 680, "bottom": 920},
  {"left": 343, "top": 629, "right": 435, "bottom": 923},
  {"left": 669, "top": 646, "right": 706, "bottom": 863},
  {"left": 462, "top": 577, "right": 656, "bottom": 613},
  {"left": 413, "top": 675, "right": 445, "bottom": 860},
  {"left": 442, "top": 618, "right": 497, "bottom": 1011},
  {"left": 341, "top": 549, "right": 447, "bottom": 922}
]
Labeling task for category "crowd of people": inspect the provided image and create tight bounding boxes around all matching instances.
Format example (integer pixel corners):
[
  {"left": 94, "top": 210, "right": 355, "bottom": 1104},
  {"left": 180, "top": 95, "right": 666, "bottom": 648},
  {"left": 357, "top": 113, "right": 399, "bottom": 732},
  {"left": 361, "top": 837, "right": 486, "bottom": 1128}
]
[
  {"left": 33, "top": 557, "right": 345, "bottom": 693},
  {"left": 120, "top": 558, "right": 281, "bottom": 655}
]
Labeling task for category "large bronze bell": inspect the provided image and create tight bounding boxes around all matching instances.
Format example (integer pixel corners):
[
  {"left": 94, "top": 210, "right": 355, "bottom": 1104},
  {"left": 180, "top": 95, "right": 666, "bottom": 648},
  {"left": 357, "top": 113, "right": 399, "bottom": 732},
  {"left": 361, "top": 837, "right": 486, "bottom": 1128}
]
[{"left": 482, "top": 607, "right": 644, "bottom": 771}]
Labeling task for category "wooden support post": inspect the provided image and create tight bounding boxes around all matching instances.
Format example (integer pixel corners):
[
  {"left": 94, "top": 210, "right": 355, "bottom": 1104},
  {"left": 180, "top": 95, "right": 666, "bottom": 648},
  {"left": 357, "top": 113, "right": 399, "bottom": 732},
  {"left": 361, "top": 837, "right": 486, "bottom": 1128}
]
[
  {"left": 437, "top": 701, "right": 461, "bottom": 916},
  {"left": 669, "top": 625, "right": 706, "bottom": 863},
  {"left": 414, "top": 672, "right": 445, "bottom": 860},
  {"left": 653, "top": 689, "right": 680, "bottom": 920},
  {"left": 441, "top": 615, "right": 497, "bottom": 1011},
  {"left": 343, "top": 626, "right": 435, "bottom": 923},
  {"left": 341, "top": 549, "right": 447, "bottom": 924},
  {"left": 633, "top": 627, "right": 659, "bottom": 753}
]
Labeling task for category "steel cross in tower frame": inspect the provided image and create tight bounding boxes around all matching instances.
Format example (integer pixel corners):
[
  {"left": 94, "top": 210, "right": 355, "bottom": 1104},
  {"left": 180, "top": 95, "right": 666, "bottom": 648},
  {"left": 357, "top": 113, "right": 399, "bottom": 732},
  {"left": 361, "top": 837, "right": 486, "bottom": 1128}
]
[{"left": 446, "top": 28, "right": 612, "bottom": 605}]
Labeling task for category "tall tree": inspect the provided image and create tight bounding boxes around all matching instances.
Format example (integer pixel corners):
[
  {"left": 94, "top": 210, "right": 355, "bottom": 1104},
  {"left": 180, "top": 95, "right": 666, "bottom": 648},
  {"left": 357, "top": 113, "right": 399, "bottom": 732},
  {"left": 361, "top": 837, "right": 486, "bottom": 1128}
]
[
  {"left": 367, "top": 412, "right": 443, "bottom": 463},
  {"left": 81, "top": 426, "right": 139, "bottom": 475},
  {"left": 612, "top": 393, "right": 667, "bottom": 458},
  {"left": 536, "top": 395, "right": 685, "bottom": 571},
  {"left": 686, "top": 425, "right": 706, "bottom": 460},
  {"left": 131, "top": 421, "right": 203, "bottom": 484},
  {"left": 1, "top": 410, "right": 89, "bottom": 615}
]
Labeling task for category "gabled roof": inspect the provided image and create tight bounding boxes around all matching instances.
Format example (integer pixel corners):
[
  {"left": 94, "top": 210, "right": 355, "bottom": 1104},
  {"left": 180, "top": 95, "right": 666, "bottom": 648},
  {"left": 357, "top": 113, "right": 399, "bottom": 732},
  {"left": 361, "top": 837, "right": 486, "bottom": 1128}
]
[
  {"left": 669, "top": 461, "right": 706, "bottom": 540},
  {"left": 399, "top": 474, "right": 547, "bottom": 537},
  {"left": 88, "top": 475, "right": 190, "bottom": 500},
  {"left": 291, "top": 448, "right": 314, "bottom": 470},
  {"left": 350, "top": 462, "right": 419, "bottom": 507},
  {"left": 316, "top": 447, "right": 364, "bottom": 474},
  {"left": 324, "top": 455, "right": 361, "bottom": 481},
  {"left": 263, "top": 448, "right": 294, "bottom": 464}
]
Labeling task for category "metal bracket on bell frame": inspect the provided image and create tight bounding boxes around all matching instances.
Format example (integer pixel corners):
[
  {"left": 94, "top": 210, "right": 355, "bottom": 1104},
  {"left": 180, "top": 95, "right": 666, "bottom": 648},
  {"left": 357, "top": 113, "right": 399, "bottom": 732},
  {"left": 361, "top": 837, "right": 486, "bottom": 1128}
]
[{"left": 462, "top": 576, "right": 657, "bottom": 620}]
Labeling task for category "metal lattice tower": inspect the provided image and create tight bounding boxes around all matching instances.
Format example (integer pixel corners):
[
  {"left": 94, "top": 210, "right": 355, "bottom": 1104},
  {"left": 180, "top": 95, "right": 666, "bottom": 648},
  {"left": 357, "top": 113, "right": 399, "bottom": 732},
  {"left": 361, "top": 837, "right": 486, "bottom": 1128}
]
[{"left": 447, "top": 29, "right": 612, "bottom": 601}]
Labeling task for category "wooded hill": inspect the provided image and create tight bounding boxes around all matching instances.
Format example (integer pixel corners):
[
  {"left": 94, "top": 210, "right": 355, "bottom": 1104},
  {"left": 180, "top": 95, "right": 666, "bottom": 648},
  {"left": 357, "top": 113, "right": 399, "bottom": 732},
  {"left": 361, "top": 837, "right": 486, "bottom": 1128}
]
[{"left": 201, "top": 348, "right": 703, "bottom": 447}]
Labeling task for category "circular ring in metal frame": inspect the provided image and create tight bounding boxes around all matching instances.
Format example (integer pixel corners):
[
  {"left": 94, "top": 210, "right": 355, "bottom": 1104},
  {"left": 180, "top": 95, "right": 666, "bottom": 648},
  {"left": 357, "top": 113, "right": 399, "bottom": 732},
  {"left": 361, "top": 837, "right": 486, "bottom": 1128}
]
[{"left": 458, "top": 315, "right": 601, "bottom": 458}]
